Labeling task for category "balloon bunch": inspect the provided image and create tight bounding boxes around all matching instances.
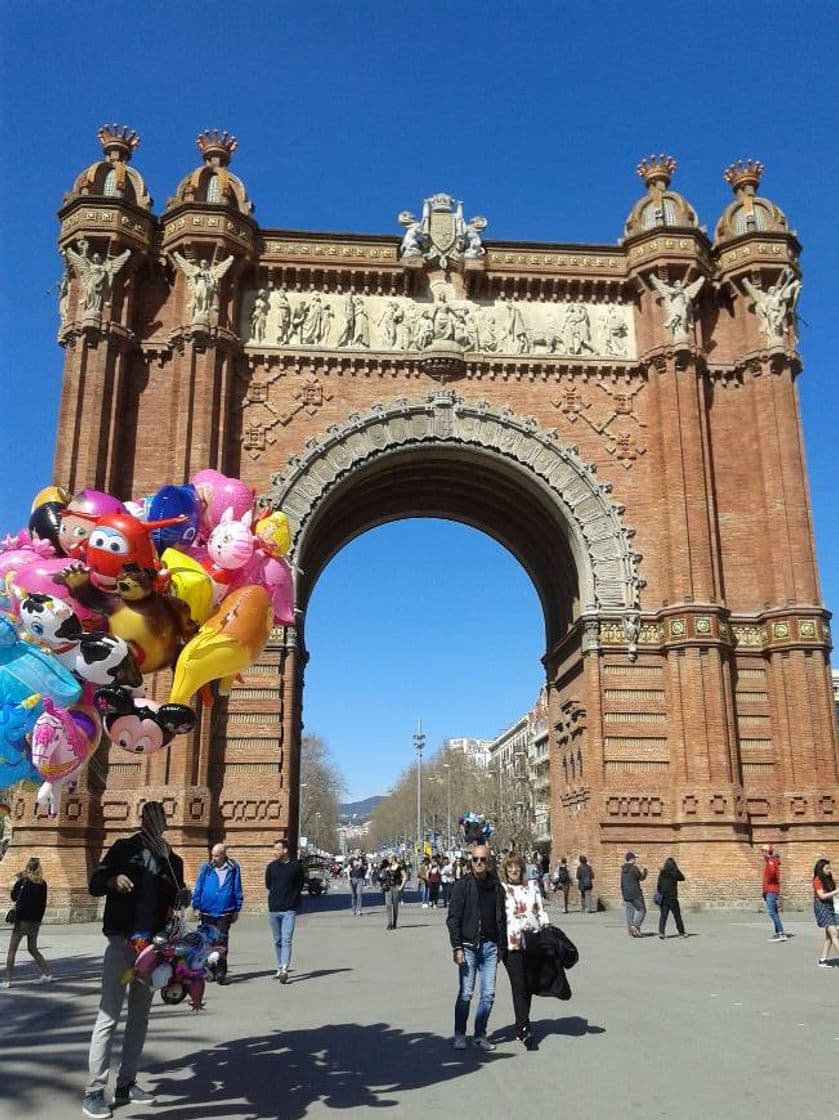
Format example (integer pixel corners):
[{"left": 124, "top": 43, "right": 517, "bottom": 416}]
[
  {"left": 127, "top": 915, "right": 219, "bottom": 1012},
  {"left": 458, "top": 812, "right": 493, "bottom": 844},
  {"left": 0, "top": 472, "right": 295, "bottom": 798}
]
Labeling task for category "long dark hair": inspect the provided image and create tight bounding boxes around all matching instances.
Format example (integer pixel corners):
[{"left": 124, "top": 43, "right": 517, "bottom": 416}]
[
  {"left": 662, "top": 857, "right": 680, "bottom": 876},
  {"left": 813, "top": 858, "right": 835, "bottom": 892}
]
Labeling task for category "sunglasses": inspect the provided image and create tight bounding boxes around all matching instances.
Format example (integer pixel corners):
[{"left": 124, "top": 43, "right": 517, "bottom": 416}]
[{"left": 471, "top": 856, "right": 488, "bottom": 864}]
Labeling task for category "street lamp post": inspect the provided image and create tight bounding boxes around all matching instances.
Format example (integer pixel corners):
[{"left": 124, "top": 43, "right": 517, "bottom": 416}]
[
  {"left": 299, "top": 782, "right": 309, "bottom": 847},
  {"left": 413, "top": 718, "right": 425, "bottom": 859}
]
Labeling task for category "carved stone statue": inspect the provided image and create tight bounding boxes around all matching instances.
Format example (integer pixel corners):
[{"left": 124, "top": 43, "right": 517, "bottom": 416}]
[
  {"left": 352, "top": 296, "right": 370, "bottom": 347},
  {"left": 502, "top": 300, "right": 528, "bottom": 354},
  {"left": 301, "top": 294, "right": 323, "bottom": 345},
  {"left": 475, "top": 308, "right": 498, "bottom": 352},
  {"left": 649, "top": 273, "right": 705, "bottom": 341},
  {"left": 741, "top": 270, "right": 801, "bottom": 341},
  {"left": 461, "top": 215, "right": 487, "bottom": 258},
  {"left": 602, "top": 302, "right": 628, "bottom": 357},
  {"left": 289, "top": 299, "right": 307, "bottom": 344},
  {"left": 250, "top": 289, "right": 269, "bottom": 343},
  {"left": 397, "top": 211, "right": 426, "bottom": 257},
  {"left": 430, "top": 293, "right": 456, "bottom": 342},
  {"left": 377, "top": 300, "right": 403, "bottom": 348},
  {"left": 563, "top": 302, "right": 595, "bottom": 355},
  {"left": 63, "top": 242, "right": 131, "bottom": 318},
  {"left": 272, "top": 289, "right": 292, "bottom": 343},
  {"left": 172, "top": 252, "right": 235, "bottom": 321},
  {"left": 336, "top": 293, "right": 356, "bottom": 347},
  {"left": 57, "top": 269, "right": 70, "bottom": 331}
]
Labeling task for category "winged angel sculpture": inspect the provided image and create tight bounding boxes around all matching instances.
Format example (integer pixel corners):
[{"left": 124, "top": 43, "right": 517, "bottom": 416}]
[
  {"left": 63, "top": 241, "right": 131, "bottom": 317},
  {"left": 649, "top": 273, "right": 705, "bottom": 341},
  {"left": 741, "top": 269, "right": 801, "bottom": 341},
  {"left": 171, "top": 252, "right": 235, "bottom": 321}
]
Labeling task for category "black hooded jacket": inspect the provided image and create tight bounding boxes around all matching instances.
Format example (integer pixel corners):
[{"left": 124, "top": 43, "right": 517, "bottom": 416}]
[{"left": 446, "top": 872, "right": 507, "bottom": 953}]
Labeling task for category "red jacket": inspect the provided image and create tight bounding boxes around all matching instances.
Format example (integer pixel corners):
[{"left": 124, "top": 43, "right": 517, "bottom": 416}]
[{"left": 762, "top": 856, "right": 781, "bottom": 894}]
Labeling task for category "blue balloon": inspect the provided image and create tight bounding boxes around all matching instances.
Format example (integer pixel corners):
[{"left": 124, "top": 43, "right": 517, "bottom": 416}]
[
  {"left": 0, "top": 617, "right": 82, "bottom": 708},
  {"left": 147, "top": 485, "right": 201, "bottom": 552}
]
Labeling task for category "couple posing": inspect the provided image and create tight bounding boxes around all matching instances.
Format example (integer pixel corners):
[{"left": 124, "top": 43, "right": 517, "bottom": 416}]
[{"left": 446, "top": 843, "right": 547, "bottom": 1052}]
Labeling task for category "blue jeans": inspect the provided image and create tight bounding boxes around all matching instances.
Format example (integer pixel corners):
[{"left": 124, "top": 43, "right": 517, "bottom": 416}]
[
  {"left": 268, "top": 910, "right": 297, "bottom": 969},
  {"left": 350, "top": 879, "right": 364, "bottom": 913},
  {"left": 765, "top": 892, "right": 785, "bottom": 935},
  {"left": 454, "top": 941, "right": 498, "bottom": 1038}
]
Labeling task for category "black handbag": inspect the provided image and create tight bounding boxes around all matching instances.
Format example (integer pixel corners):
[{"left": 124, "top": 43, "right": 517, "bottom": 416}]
[{"left": 4, "top": 906, "right": 16, "bottom": 925}]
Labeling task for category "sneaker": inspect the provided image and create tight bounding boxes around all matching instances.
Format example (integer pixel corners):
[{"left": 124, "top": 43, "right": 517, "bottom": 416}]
[
  {"left": 40, "top": 973, "right": 54, "bottom": 983},
  {"left": 522, "top": 1032, "right": 539, "bottom": 1052},
  {"left": 0, "top": 980, "right": 9, "bottom": 990},
  {"left": 82, "top": 1092, "right": 112, "bottom": 1119},
  {"left": 422, "top": 903, "right": 429, "bottom": 909},
  {"left": 453, "top": 1033, "right": 467, "bottom": 1050},
  {"left": 279, "top": 968, "right": 289, "bottom": 984},
  {"left": 274, "top": 969, "right": 284, "bottom": 980},
  {"left": 113, "top": 1081, "right": 154, "bottom": 1105},
  {"left": 818, "top": 959, "right": 830, "bottom": 967},
  {"left": 768, "top": 934, "right": 788, "bottom": 942},
  {"left": 473, "top": 1036, "right": 495, "bottom": 1052}
]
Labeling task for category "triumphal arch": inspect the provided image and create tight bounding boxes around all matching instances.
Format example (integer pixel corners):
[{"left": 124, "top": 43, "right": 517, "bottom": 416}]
[{"left": 12, "top": 127, "right": 837, "bottom": 914}]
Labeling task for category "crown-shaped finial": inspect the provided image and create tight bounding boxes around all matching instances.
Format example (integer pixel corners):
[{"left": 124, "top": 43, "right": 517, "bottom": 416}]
[
  {"left": 97, "top": 124, "right": 140, "bottom": 162},
  {"left": 197, "top": 129, "right": 238, "bottom": 165},
  {"left": 636, "top": 154, "right": 677, "bottom": 189},
  {"left": 724, "top": 158, "right": 764, "bottom": 195}
]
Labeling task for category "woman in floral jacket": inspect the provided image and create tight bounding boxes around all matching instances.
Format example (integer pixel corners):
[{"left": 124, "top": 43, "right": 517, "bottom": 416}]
[{"left": 501, "top": 851, "right": 548, "bottom": 1050}]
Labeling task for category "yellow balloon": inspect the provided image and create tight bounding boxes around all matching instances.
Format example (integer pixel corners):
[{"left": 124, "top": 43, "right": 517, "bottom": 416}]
[
  {"left": 169, "top": 584, "right": 273, "bottom": 706},
  {"left": 160, "top": 548, "right": 214, "bottom": 626},
  {"left": 31, "top": 485, "right": 70, "bottom": 513},
  {"left": 254, "top": 510, "right": 291, "bottom": 557}
]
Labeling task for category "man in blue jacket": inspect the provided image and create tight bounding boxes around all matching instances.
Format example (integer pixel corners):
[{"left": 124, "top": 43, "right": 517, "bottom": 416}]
[{"left": 191, "top": 843, "right": 244, "bottom": 984}]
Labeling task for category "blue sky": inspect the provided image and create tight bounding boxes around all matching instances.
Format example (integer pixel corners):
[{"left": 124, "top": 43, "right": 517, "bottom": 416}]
[{"left": 1, "top": 3, "right": 836, "bottom": 800}]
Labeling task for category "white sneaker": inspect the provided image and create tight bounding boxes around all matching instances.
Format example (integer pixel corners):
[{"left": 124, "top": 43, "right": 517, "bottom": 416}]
[
  {"left": 473, "top": 1036, "right": 495, "bottom": 1052},
  {"left": 453, "top": 1033, "right": 467, "bottom": 1050},
  {"left": 422, "top": 903, "right": 429, "bottom": 909},
  {"left": 39, "top": 974, "right": 54, "bottom": 983},
  {"left": 768, "top": 934, "right": 787, "bottom": 942},
  {"left": 0, "top": 980, "right": 9, "bottom": 990}
]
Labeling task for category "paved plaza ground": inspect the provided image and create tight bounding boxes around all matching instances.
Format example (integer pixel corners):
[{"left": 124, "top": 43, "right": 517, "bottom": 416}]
[{"left": 0, "top": 886, "right": 836, "bottom": 1120}]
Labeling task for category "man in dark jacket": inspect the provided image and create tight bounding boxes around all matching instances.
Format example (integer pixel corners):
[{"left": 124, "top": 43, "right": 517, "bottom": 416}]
[
  {"left": 620, "top": 851, "right": 648, "bottom": 937},
  {"left": 83, "top": 801, "right": 189, "bottom": 1119},
  {"left": 445, "top": 843, "right": 507, "bottom": 1051},
  {"left": 265, "top": 839, "right": 305, "bottom": 983},
  {"left": 191, "top": 843, "right": 244, "bottom": 983}
]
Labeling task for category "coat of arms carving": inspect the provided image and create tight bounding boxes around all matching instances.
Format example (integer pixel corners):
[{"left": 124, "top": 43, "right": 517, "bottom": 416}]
[{"left": 398, "top": 193, "right": 487, "bottom": 270}]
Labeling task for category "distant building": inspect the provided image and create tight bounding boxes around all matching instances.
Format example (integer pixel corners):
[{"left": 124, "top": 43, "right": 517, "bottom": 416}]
[
  {"left": 442, "top": 737, "right": 492, "bottom": 768},
  {"left": 486, "top": 687, "right": 551, "bottom": 845}
]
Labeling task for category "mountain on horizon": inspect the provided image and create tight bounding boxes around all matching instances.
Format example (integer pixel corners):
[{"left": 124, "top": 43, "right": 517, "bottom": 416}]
[{"left": 339, "top": 795, "right": 383, "bottom": 823}]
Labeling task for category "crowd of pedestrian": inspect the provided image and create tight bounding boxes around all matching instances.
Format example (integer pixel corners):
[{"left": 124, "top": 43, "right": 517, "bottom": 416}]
[{"left": 1, "top": 802, "right": 836, "bottom": 1116}]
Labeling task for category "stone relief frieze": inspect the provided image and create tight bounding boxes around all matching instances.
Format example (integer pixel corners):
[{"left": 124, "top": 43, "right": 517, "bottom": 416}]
[
  {"left": 241, "top": 289, "right": 636, "bottom": 360},
  {"left": 268, "top": 391, "right": 644, "bottom": 614}
]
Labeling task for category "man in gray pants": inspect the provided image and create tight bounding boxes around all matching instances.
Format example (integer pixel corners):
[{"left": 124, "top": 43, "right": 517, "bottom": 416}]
[
  {"left": 620, "top": 851, "right": 648, "bottom": 937},
  {"left": 82, "top": 802, "right": 189, "bottom": 1119}
]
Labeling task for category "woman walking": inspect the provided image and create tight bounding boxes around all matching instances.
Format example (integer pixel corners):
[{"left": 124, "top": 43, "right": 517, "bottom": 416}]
[
  {"left": 500, "top": 851, "right": 548, "bottom": 1050},
  {"left": 427, "top": 859, "right": 442, "bottom": 908},
  {"left": 656, "top": 856, "right": 687, "bottom": 939},
  {"left": 1, "top": 857, "right": 53, "bottom": 988},
  {"left": 380, "top": 856, "right": 405, "bottom": 930},
  {"left": 812, "top": 858, "right": 839, "bottom": 967}
]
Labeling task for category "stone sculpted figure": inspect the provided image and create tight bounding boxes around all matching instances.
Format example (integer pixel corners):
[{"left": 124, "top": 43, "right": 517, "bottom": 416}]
[
  {"left": 741, "top": 270, "right": 801, "bottom": 341},
  {"left": 301, "top": 294, "right": 323, "bottom": 345},
  {"left": 414, "top": 309, "right": 435, "bottom": 350},
  {"left": 461, "top": 215, "right": 488, "bottom": 258},
  {"left": 352, "top": 296, "right": 370, "bottom": 347},
  {"left": 430, "top": 293, "right": 456, "bottom": 341},
  {"left": 475, "top": 308, "right": 498, "bottom": 352},
  {"left": 250, "top": 289, "right": 269, "bottom": 343},
  {"left": 64, "top": 242, "right": 131, "bottom": 318},
  {"left": 57, "top": 268, "right": 70, "bottom": 331},
  {"left": 172, "top": 252, "right": 235, "bottom": 321},
  {"left": 502, "top": 300, "right": 528, "bottom": 354},
  {"left": 271, "top": 289, "right": 292, "bottom": 344},
  {"left": 563, "top": 302, "right": 595, "bottom": 355},
  {"left": 377, "top": 300, "right": 403, "bottom": 348},
  {"left": 602, "top": 302, "right": 628, "bottom": 357},
  {"left": 337, "top": 292, "right": 356, "bottom": 347},
  {"left": 453, "top": 305, "right": 476, "bottom": 349},
  {"left": 398, "top": 211, "right": 426, "bottom": 258},
  {"left": 290, "top": 299, "right": 308, "bottom": 344},
  {"left": 649, "top": 273, "right": 705, "bottom": 341}
]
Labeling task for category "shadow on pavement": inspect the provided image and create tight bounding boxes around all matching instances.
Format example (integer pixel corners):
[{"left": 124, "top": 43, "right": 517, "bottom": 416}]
[
  {"left": 537, "top": 1015, "right": 606, "bottom": 1038},
  {"left": 149, "top": 1021, "right": 514, "bottom": 1119}
]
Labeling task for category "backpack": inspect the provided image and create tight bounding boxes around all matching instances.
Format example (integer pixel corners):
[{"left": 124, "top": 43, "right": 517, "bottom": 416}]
[{"left": 557, "top": 865, "right": 570, "bottom": 885}]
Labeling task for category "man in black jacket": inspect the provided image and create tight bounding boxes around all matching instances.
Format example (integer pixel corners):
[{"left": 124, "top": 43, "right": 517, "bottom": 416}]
[
  {"left": 83, "top": 801, "right": 189, "bottom": 1120},
  {"left": 445, "top": 843, "right": 507, "bottom": 1051},
  {"left": 265, "top": 839, "right": 305, "bottom": 983},
  {"left": 620, "top": 851, "right": 648, "bottom": 937}
]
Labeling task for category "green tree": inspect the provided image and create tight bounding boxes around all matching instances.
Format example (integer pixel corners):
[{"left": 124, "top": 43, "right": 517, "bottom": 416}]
[{"left": 299, "top": 733, "right": 345, "bottom": 854}]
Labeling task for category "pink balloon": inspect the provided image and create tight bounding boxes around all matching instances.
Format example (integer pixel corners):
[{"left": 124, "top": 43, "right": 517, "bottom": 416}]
[
  {"left": 238, "top": 552, "right": 295, "bottom": 626},
  {"left": 190, "top": 470, "right": 254, "bottom": 537},
  {"left": 8, "top": 557, "right": 105, "bottom": 629},
  {"left": 30, "top": 698, "right": 100, "bottom": 784}
]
